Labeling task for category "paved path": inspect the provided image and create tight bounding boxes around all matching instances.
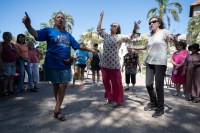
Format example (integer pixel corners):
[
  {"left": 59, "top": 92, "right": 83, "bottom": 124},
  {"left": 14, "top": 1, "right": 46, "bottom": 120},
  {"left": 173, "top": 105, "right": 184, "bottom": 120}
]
[{"left": 0, "top": 72, "right": 200, "bottom": 133}]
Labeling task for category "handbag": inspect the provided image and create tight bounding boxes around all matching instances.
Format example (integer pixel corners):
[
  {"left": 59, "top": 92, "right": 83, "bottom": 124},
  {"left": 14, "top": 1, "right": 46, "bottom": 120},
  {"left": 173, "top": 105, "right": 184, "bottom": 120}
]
[
  {"left": 4, "top": 42, "right": 20, "bottom": 66},
  {"left": 48, "top": 51, "right": 74, "bottom": 66}
]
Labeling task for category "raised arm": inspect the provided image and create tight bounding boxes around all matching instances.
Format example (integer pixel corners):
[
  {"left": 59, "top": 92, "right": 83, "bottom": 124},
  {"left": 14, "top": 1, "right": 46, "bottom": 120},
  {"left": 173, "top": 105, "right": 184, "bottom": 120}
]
[
  {"left": 167, "top": 34, "right": 180, "bottom": 47},
  {"left": 22, "top": 12, "right": 38, "bottom": 38},
  {"left": 130, "top": 42, "right": 147, "bottom": 50},
  {"left": 97, "top": 11, "right": 104, "bottom": 31}
]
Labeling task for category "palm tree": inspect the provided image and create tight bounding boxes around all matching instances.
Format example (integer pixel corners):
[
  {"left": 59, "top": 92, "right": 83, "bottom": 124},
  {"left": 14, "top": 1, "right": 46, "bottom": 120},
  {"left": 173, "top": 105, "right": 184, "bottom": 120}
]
[
  {"left": 24, "top": 31, "right": 36, "bottom": 43},
  {"left": 146, "top": 0, "right": 182, "bottom": 29},
  {"left": 40, "top": 10, "right": 74, "bottom": 33}
]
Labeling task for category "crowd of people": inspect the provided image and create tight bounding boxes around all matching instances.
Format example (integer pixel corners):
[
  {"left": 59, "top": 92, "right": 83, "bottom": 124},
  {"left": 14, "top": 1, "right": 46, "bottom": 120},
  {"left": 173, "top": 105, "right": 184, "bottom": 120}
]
[{"left": 0, "top": 10, "right": 200, "bottom": 121}]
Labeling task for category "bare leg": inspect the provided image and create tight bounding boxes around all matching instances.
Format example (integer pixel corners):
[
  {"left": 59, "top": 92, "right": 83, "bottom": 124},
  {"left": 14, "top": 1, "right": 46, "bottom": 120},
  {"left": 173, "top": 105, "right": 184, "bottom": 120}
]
[
  {"left": 72, "top": 67, "right": 80, "bottom": 85},
  {"left": 7, "top": 75, "right": 14, "bottom": 92},
  {"left": 126, "top": 84, "right": 129, "bottom": 88},
  {"left": 92, "top": 70, "right": 95, "bottom": 84},
  {"left": 182, "top": 83, "right": 186, "bottom": 95},
  {"left": 132, "top": 84, "right": 135, "bottom": 89},
  {"left": 80, "top": 68, "right": 85, "bottom": 84},
  {"left": 53, "top": 83, "right": 59, "bottom": 101},
  {"left": 54, "top": 83, "right": 68, "bottom": 120},
  {"left": 2, "top": 75, "right": 10, "bottom": 93},
  {"left": 175, "top": 82, "right": 181, "bottom": 94},
  {"left": 97, "top": 70, "right": 100, "bottom": 83}
]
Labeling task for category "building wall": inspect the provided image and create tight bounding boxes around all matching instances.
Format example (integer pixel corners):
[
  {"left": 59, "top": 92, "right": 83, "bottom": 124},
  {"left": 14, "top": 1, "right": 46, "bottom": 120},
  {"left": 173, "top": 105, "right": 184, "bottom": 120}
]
[{"left": 193, "top": 5, "right": 200, "bottom": 17}]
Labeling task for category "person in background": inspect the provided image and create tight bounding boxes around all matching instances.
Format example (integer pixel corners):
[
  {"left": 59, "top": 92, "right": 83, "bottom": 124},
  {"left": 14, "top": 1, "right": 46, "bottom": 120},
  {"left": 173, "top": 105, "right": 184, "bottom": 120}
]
[
  {"left": 0, "top": 32, "right": 18, "bottom": 96},
  {"left": 182, "top": 43, "right": 200, "bottom": 103},
  {"left": 89, "top": 43, "right": 101, "bottom": 87},
  {"left": 22, "top": 12, "right": 97, "bottom": 121},
  {"left": 24, "top": 40, "right": 43, "bottom": 89},
  {"left": 171, "top": 41, "right": 188, "bottom": 98},
  {"left": 15, "top": 34, "right": 38, "bottom": 93},
  {"left": 121, "top": 45, "right": 141, "bottom": 92},
  {"left": 130, "top": 16, "right": 179, "bottom": 118},
  {"left": 97, "top": 10, "right": 139, "bottom": 107},
  {"left": 71, "top": 43, "right": 90, "bottom": 86}
]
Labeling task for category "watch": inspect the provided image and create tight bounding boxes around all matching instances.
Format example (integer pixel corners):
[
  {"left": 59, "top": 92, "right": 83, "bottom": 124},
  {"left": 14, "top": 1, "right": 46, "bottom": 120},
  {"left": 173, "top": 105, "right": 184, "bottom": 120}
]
[{"left": 175, "top": 63, "right": 177, "bottom": 66}]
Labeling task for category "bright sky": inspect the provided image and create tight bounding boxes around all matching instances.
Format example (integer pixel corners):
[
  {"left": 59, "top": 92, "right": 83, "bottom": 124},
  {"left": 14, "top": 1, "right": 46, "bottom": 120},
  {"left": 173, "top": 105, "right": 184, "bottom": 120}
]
[{"left": 0, "top": 0, "right": 196, "bottom": 42}]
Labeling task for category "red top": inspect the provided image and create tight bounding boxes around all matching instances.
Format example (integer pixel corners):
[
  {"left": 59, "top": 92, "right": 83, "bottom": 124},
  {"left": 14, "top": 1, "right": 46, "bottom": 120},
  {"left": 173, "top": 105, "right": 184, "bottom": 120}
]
[
  {"left": 29, "top": 48, "right": 40, "bottom": 63},
  {"left": 1, "top": 42, "right": 17, "bottom": 63}
]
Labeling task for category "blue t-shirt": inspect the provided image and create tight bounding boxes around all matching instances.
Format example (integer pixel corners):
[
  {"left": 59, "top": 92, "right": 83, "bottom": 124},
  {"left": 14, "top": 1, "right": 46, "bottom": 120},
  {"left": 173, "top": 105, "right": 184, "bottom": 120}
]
[
  {"left": 35, "top": 28, "right": 80, "bottom": 69},
  {"left": 74, "top": 50, "right": 89, "bottom": 64}
]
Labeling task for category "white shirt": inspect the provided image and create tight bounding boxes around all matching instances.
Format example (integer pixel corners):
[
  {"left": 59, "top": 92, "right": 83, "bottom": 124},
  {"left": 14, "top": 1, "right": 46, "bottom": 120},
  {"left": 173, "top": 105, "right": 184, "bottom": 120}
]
[
  {"left": 98, "top": 30, "right": 136, "bottom": 69},
  {"left": 145, "top": 29, "right": 171, "bottom": 66}
]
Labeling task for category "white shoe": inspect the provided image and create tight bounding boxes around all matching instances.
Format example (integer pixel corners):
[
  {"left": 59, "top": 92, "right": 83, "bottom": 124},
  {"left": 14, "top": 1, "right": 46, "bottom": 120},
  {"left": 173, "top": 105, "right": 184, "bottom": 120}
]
[
  {"left": 92, "top": 83, "right": 95, "bottom": 87},
  {"left": 173, "top": 93, "right": 180, "bottom": 96},
  {"left": 97, "top": 83, "right": 100, "bottom": 87},
  {"left": 181, "top": 94, "right": 186, "bottom": 98}
]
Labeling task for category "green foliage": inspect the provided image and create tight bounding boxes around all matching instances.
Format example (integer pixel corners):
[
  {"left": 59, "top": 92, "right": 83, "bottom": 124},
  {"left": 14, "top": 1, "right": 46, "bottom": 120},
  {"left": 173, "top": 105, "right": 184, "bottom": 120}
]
[
  {"left": 146, "top": 0, "right": 182, "bottom": 29},
  {"left": 187, "top": 12, "right": 200, "bottom": 43},
  {"left": 40, "top": 10, "right": 74, "bottom": 33},
  {"left": 78, "top": 27, "right": 103, "bottom": 48},
  {"left": 24, "top": 31, "right": 36, "bottom": 43},
  {"left": 11, "top": 36, "right": 16, "bottom": 44},
  {"left": 36, "top": 42, "right": 47, "bottom": 59}
]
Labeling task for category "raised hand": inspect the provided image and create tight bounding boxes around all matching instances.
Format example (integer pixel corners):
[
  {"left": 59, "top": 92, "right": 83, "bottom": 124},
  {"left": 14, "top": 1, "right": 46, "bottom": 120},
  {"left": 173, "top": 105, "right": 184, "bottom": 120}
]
[
  {"left": 133, "top": 20, "right": 141, "bottom": 33},
  {"left": 169, "top": 33, "right": 181, "bottom": 41},
  {"left": 22, "top": 12, "right": 31, "bottom": 28},
  {"left": 130, "top": 43, "right": 135, "bottom": 49},
  {"left": 100, "top": 10, "right": 104, "bottom": 17}
]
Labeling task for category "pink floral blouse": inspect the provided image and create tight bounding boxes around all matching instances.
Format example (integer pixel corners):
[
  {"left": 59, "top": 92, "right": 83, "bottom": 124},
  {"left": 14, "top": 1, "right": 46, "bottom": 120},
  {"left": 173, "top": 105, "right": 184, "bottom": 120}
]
[{"left": 98, "top": 30, "right": 136, "bottom": 69}]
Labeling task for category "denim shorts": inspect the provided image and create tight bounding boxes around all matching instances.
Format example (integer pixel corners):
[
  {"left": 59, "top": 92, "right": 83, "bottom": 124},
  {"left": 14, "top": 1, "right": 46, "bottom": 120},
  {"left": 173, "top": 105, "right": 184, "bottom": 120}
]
[
  {"left": 44, "top": 67, "right": 71, "bottom": 83},
  {"left": 1, "top": 62, "right": 16, "bottom": 75}
]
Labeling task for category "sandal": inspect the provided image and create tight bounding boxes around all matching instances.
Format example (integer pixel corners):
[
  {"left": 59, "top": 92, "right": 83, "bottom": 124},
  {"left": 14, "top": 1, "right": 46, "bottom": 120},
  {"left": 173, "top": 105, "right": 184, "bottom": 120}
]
[
  {"left": 70, "top": 84, "right": 74, "bottom": 87},
  {"left": 193, "top": 98, "right": 199, "bottom": 103},
  {"left": 53, "top": 111, "right": 66, "bottom": 121},
  {"left": 186, "top": 97, "right": 194, "bottom": 101},
  {"left": 132, "top": 88, "right": 136, "bottom": 92},
  {"left": 80, "top": 84, "right": 84, "bottom": 86}
]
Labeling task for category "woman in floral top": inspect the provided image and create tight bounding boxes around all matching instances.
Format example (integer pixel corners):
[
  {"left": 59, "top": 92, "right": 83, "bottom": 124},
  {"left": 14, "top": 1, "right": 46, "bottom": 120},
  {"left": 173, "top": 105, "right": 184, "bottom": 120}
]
[
  {"left": 121, "top": 45, "right": 141, "bottom": 92},
  {"left": 97, "top": 11, "right": 139, "bottom": 107}
]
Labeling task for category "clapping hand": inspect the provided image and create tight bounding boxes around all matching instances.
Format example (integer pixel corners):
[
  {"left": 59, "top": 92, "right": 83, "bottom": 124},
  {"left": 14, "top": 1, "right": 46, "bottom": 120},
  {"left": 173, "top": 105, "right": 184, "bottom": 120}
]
[
  {"left": 22, "top": 12, "right": 31, "bottom": 28},
  {"left": 193, "top": 62, "right": 200, "bottom": 66}
]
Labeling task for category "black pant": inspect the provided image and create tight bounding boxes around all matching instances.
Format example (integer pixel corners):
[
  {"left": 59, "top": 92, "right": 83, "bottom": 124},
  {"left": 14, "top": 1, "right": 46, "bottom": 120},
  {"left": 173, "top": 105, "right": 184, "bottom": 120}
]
[
  {"left": 146, "top": 64, "right": 166, "bottom": 110},
  {"left": 125, "top": 73, "right": 136, "bottom": 84}
]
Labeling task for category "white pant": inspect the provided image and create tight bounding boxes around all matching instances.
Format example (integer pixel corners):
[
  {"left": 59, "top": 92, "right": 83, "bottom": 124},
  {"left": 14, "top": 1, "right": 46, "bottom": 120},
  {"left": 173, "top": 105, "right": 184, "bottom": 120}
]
[{"left": 24, "top": 63, "right": 40, "bottom": 83}]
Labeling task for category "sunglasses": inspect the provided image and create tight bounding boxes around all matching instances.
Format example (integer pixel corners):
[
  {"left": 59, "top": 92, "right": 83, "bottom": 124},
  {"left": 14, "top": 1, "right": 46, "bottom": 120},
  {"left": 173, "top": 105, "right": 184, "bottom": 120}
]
[
  {"left": 177, "top": 44, "right": 183, "bottom": 46},
  {"left": 111, "top": 24, "right": 117, "bottom": 27},
  {"left": 149, "top": 20, "right": 159, "bottom": 25}
]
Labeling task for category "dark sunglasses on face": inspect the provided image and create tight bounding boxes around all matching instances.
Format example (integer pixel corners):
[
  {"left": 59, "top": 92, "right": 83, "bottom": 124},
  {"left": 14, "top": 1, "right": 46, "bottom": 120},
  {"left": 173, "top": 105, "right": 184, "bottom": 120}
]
[
  {"left": 111, "top": 24, "right": 117, "bottom": 27},
  {"left": 149, "top": 20, "right": 159, "bottom": 25},
  {"left": 177, "top": 44, "right": 183, "bottom": 46}
]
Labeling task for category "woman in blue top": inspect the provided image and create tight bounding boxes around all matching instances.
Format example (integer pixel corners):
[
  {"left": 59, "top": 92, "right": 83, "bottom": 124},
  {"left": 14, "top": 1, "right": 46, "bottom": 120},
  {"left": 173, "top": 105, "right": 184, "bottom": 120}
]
[
  {"left": 71, "top": 43, "right": 89, "bottom": 87},
  {"left": 22, "top": 12, "right": 97, "bottom": 121}
]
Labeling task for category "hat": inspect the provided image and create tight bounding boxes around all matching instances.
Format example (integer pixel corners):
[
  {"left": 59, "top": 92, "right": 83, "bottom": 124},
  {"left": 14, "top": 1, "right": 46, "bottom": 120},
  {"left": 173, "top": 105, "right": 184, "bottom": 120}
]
[
  {"left": 188, "top": 43, "right": 200, "bottom": 51},
  {"left": 80, "top": 42, "right": 85, "bottom": 46},
  {"left": 93, "top": 43, "right": 98, "bottom": 46},
  {"left": 178, "top": 41, "right": 187, "bottom": 48}
]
